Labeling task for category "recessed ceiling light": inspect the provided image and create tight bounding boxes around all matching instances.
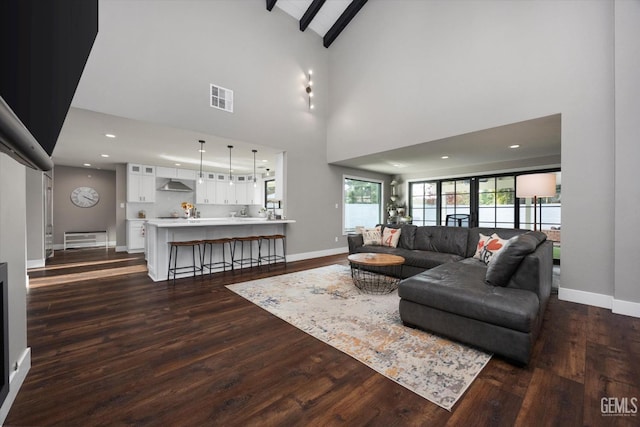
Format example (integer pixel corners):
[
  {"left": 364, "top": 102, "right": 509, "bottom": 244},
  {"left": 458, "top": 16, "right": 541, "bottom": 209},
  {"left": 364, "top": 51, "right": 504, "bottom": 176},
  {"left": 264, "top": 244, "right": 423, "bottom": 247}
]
[
  {"left": 175, "top": 163, "right": 181, "bottom": 166},
  {"left": 441, "top": 156, "right": 449, "bottom": 159},
  {"left": 83, "top": 163, "right": 91, "bottom": 167},
  {"left": 510, "top": 144, "right": 520, "bottom": 149},
  {"left": 261, "top": 159, "right": 268, "bottom": 163},
  {"left": 100, "top": 154, "right": 109, "bottom": 158},
  {"left": 105, "top": 133, "right": 116, "bottom": 138}
]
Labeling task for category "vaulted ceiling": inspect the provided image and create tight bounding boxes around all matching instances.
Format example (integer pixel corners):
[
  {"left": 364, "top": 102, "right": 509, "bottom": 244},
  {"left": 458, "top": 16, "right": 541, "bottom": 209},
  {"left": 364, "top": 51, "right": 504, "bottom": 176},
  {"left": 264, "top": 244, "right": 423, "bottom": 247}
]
[{"left": 266, "top": 0, "right": 368, "bottom": 48}]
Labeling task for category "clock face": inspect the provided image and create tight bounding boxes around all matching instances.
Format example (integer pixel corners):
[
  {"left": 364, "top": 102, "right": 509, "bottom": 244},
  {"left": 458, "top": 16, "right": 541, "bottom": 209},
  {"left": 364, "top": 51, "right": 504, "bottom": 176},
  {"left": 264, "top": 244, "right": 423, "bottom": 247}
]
[{"left": 70, "top": 186, "right": 100, "bottom": 208}]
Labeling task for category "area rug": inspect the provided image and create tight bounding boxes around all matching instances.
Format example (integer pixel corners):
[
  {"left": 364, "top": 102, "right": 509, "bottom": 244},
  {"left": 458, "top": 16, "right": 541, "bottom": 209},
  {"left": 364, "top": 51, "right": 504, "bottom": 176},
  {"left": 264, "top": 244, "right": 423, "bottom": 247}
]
[{"left": 226, "top": 264, "right": 491, "bottom": 411}]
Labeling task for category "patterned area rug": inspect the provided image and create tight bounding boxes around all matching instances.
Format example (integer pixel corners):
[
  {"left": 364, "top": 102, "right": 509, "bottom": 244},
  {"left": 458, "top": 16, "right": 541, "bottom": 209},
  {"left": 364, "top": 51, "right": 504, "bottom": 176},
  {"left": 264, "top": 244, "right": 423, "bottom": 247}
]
[{"left": 226, "top": 264, "right": 491, "bottom": 411}]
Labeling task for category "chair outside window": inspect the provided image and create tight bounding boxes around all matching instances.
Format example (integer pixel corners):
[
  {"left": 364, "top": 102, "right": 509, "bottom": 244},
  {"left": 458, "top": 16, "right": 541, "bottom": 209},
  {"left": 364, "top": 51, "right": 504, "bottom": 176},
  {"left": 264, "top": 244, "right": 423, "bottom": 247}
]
[{"left": 445, "top": 214, "right": 470, "bottom": 227}]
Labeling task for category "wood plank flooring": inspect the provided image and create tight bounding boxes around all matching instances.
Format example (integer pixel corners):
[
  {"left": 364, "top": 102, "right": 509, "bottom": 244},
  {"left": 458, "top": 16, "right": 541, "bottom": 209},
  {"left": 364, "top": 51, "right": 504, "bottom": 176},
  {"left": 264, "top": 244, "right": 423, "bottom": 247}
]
[{"left": 5, "top": 249, "right": 640, "bottom": 426}]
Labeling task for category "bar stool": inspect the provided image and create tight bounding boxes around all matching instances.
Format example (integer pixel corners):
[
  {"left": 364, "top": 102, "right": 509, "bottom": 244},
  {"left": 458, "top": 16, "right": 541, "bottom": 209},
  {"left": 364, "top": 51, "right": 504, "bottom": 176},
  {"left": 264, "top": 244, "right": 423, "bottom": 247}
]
[
  {"left": 201, "top": 237, "right": 234, "bottom": 275},
  {"left": 233, "top": 236, "right": 261, "bottom": 270},
  {"left": 258, "top": 234, "right": 287, "bottom": 270},
  {"left": 167, "top": 240, "right": 203, "bottom": 284}
]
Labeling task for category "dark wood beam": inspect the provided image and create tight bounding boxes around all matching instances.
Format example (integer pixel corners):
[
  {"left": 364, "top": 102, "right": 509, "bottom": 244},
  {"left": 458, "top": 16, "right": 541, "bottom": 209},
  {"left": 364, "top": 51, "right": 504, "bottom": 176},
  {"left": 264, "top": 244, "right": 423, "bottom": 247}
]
[
  {"left": 300, "top": 0, "right": 326, "bottom": 31},
  {"left": 323, "top": 0, "right": 367, "bottom": 48},
  {"left": 266, "top": 0, "right": 277, "bottom": 12}
]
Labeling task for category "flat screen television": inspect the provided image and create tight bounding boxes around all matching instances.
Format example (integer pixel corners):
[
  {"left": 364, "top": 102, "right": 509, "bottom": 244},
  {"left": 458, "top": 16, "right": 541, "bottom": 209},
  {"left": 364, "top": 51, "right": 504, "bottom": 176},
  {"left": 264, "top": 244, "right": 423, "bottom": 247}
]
[{"left": 0, "top": 0, "right": 98, "bottom": 171}]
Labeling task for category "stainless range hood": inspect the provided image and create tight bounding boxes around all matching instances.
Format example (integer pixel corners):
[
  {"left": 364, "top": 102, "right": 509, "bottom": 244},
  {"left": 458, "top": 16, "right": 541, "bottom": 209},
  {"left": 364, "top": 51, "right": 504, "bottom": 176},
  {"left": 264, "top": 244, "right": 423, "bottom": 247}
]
[{"left": 158, "top": 179, "right": 193, "bottom": 192}]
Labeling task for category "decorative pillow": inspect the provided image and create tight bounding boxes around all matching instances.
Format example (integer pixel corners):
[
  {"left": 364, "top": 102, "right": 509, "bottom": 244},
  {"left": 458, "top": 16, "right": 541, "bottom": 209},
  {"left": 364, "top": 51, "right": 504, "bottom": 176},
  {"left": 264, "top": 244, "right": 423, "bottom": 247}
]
[
  {"left": 382, "top": 227, "right": 402, "bottom": 248},
  {"left": 473, "top": 233, "right": 492, "bottom": 259},
  {"left": 477, "top": 233, "right": 507, "bottom": 265},
  {"left": 362, "top": 226, "right": 382, "bottom": 246},
  {"left": 485, "top": 233, "right": 539, "bottom": 286}
]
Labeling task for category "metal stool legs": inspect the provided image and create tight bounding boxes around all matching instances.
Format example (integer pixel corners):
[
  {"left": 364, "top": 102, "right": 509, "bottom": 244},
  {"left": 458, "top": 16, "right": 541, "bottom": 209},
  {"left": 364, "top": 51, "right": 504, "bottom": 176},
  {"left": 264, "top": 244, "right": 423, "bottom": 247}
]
[
  {"left": 232, "top": 236, "right": 261, "bottom": 270},
  {"left": 201, "top": 238, "right": 234, "bottom": 275},
  {"left": 167, "top": 240, "right": 203, "bottom": 284},
  {"left": 258, "top": 234, "right": 287, "bottom": 270}
]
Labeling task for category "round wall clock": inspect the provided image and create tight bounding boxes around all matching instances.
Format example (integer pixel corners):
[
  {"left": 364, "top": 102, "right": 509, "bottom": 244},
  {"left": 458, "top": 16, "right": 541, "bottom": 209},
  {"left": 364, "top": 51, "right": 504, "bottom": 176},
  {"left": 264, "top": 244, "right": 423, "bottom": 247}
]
[{"left": 70, "top": 186, "right": 100, "bottom": 208}]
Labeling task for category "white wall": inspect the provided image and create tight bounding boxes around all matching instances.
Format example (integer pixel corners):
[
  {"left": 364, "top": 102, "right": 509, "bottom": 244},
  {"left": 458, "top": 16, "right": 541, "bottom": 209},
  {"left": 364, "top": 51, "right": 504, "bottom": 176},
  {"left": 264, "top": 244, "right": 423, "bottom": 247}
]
[
  {"left": 0, "top": 153, "right": 30, "bottom": 422},
  {"left": 327, "top": 1, "right": 628, "bottom": 305},
  {"left": 614, "top": 0, "right": 640, "bottom": 311},
  {"left": 70, "top": 0, "right": 389, "bottom": 255}
]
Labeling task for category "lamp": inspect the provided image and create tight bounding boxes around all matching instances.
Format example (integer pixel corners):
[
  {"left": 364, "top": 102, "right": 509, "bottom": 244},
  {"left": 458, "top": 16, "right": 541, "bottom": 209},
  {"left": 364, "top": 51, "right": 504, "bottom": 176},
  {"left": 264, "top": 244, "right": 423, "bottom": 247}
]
[
  {"left": 198, "top": 140, "right": 205, "bottom": 184},
  {"left": 227, "top": 145, "right": 234, "bottom": 185},
  {"left": 516, "top": 173, "right": 556, "bottom": 231},
  {"left": 306, "top": 70, "right": 314, "bottom": 110},
  {"left": 252, "top": 149, "right": 258, "bottom": 188}
]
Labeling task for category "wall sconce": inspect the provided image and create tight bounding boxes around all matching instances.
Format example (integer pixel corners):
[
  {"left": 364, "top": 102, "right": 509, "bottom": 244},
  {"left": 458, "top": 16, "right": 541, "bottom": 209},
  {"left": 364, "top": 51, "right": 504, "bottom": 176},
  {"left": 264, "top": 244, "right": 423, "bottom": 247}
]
[
  {"left": 252, "top": 149, "right": 258, "bottom": 188},
  {"left": 306, "top": 69, "right": 314, "bottom": 110},
  {"left": 227, "top": 145, "right": 234, "bottom": 185},
  {"left": 516, "top": 173, "right": 556, "bottom": 231},
  {"left": 198, "top": 140, "right": 205, "bottom": 184}
]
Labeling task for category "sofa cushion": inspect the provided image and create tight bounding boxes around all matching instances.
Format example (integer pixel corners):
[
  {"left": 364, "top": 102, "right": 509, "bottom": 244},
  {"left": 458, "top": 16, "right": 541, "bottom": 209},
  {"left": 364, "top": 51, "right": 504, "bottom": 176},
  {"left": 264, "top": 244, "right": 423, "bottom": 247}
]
[
  {"left": 485, "top": 233, "right": 540, "bottom": 286},
  {"left": 382, "top": 227, "right": 402, "bottom": 248},
  {"left": 352, "top": 246, "right": 463, "bottom": 269},
  {"left": 414, "top": 226, "right": 469, "bottom": 257},
  {"left": 382, "top": 224, "right": 417, "bottom": 249},
  {"left": 398, "top": 259, "right": 540, "bottom": 333}
]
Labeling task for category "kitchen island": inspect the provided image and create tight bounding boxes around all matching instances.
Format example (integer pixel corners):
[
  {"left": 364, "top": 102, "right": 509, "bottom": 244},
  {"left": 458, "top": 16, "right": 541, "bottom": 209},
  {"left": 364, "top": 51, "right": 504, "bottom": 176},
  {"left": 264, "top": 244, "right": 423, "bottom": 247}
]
[{"left": 145, "top": 217, "right": 295, "bottom": 282}]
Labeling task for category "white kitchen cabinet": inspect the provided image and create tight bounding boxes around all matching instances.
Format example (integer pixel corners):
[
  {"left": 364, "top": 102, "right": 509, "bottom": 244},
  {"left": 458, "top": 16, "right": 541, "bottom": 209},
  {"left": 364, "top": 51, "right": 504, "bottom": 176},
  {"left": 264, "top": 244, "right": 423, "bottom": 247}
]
[
  {"left": 127, "top": 220, "right": 146, "bottom": 253},
  {"left": 235, "top": 175, "right": 249, "bottom": 205},
  {"left": 127, "top": 164, "right": 156, "bottom": 203},
  {"left": 214, "top": 173, "right": 236, "bottom": 204},
  {"left": 195, "top": 172, "right": 217, "bottom": 204},
  {"left": 156, "top": 166, "right": 197, "bottom": 180},
  {"left": 243, "top": 174, "right": 260, "bottom": 205}
]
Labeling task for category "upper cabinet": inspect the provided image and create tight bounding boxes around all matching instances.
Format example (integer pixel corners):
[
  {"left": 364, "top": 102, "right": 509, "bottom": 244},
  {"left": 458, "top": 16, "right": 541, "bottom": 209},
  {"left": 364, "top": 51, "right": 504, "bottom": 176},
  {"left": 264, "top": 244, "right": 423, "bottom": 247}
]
[
  {"left": 156, "top": 166, "right": 197, "bottom": 180},
  {"left": 127, "top": 164, "right": 156, "bottom": 203},
  {"left": 195, "top": 172, "right": 217, "bottom": 204}
]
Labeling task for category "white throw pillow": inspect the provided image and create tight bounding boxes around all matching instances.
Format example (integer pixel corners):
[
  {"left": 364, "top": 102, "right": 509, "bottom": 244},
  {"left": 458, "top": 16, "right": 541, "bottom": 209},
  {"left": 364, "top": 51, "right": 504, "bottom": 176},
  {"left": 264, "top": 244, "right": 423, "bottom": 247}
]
[
  {"left": 362, "top": 226, "right": 382, "bottom": 246},
  {"left": 477, "top": 233, "right": 508, "bottom": 264},
  {"left": 382, "top": 227, "right": 402, "bottom": 248}
]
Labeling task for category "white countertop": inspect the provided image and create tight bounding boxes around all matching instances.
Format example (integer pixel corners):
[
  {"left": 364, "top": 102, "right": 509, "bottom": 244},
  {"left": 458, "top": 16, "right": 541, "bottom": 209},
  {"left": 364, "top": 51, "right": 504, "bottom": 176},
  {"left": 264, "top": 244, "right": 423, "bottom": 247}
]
[{"left": 145, "top": 217, "right": 295, "bottom": 228}]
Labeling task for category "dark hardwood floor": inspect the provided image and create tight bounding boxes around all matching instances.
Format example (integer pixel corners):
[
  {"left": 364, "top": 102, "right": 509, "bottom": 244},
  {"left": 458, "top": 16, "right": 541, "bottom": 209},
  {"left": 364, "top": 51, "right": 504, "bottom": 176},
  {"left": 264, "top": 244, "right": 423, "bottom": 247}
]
[{"left": 5, "top": 248, "right": 640, "bottom": 426}]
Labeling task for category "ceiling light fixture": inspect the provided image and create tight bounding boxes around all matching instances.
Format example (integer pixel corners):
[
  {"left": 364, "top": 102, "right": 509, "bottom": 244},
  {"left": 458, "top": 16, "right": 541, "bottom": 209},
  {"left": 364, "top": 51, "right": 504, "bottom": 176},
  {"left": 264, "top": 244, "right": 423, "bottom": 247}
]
[
  {"left": 100, "top": 154, "right": 109, "bottom": 158},
  {"left": 441, "top": 156, "right": 449, "bottom": 159},
  {"left": 228, "top": 145, "right": 234, "bottom": 185},
  {"left": 252, "top": 149, "right": 258, "bottom": 188},
  {"left": 198, "top": 140, "right": 205, "bottom": 184},
  {"left": 83, "top": 163, "right": 91, "bottom": 167},
  {"left": 266, "top": 168, "right": 270, "bottom": 177},
  {"left": 510, "top": 144, "right": 521, "bottom": 149},
  {"left": 105, "top": 133, "right": 116, "bottom": 138},
  {"left": 306, "top": 70, "right": 314, "bottom": 110}
]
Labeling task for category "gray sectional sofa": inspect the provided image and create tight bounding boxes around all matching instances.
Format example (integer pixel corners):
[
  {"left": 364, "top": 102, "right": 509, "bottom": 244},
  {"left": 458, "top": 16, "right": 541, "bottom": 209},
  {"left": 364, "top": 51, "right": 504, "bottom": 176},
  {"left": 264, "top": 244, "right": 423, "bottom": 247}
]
[{"left": 347, "top": 224, "right": 553, "bottom": 364}]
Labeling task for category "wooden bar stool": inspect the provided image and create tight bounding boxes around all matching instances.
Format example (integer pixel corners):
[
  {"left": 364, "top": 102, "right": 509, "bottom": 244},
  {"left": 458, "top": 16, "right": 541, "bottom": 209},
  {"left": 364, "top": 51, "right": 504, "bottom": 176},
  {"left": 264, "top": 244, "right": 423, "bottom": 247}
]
[
  {"left": 167, "top": 240, "right": 203, "bottom": 284},
  {"left": 232, "top": 236, "right": 261, "bottom": 270},
  {"left": 258, "top": 234, "right": 287, "bottom": 270},
  {"left": 201, "top": 238, "right": 234, "bottom": 275}
]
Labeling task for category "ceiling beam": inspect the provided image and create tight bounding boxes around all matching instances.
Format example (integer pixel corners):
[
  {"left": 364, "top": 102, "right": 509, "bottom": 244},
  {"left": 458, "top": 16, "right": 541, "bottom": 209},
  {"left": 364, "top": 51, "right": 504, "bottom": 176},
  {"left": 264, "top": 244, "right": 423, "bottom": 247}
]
[
  {"left": 266, "top": 0, "right": 277, "bottom": 12},
  {"left": 323, "top": 0, "right": 368, "bottom": 48},
  {"left": 300, "top": 0, "right": 326, "bottom": 32}
]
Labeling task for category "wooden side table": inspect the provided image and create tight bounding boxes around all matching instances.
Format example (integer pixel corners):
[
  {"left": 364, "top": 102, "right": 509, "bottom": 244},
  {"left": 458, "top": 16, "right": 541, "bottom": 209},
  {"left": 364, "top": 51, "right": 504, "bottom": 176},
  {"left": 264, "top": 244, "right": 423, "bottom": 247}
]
[{"left": 347, "top": 253, "right": 405, "bottom": 294}]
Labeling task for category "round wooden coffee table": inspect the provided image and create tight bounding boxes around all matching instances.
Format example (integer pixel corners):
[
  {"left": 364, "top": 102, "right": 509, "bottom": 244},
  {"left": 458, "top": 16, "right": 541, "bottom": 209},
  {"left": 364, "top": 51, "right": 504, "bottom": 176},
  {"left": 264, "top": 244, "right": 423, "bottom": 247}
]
[{"left": 347, "top": 253, "right": 405, "bottom": 294}]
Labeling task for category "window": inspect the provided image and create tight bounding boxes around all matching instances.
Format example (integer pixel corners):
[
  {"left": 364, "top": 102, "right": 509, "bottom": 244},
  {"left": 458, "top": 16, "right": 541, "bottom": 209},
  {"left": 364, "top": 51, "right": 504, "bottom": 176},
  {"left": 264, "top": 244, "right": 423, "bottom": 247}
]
[
  {"left": 478, "top": 176, "right": 516, "bottom": 228},
  {"left": 410, "top": 181, "right": 438, "bottom": 226},
  {"left": 264, "top": 179, "right": 280, "bottom": 209},
  {"left": 441, "top": 179, "right": 471, "bottom": 225},
  {"left": 343, "top": 176, "right": 382, "bottom": 233}
]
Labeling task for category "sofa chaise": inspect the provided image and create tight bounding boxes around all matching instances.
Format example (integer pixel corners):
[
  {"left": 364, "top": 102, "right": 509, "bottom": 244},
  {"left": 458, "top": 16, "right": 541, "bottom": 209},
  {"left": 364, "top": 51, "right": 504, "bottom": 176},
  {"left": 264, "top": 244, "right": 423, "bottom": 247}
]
[{"left": 347, "top": 224, "right": 553, "bottom": 364}]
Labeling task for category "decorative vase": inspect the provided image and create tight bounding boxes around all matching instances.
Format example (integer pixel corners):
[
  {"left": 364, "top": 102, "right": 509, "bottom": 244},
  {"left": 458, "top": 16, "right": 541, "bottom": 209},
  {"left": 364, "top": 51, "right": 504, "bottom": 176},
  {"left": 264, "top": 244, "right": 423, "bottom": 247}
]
[{"left": 184, "top": 209, "right": 191, "bottom": 218}]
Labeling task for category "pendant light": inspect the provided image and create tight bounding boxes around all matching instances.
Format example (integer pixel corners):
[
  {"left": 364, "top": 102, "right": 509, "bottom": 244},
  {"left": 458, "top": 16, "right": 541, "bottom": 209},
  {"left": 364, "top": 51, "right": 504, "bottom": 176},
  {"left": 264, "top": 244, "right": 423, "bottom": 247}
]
[
  {"left": 252, "top": 149, "right": 258, "bottom": 188},
  {"left": 198, "top": 140, "right": 205, "bottom": 184},
  {"left": 227, "top": 145, "right": 234, "bottom": 185}
]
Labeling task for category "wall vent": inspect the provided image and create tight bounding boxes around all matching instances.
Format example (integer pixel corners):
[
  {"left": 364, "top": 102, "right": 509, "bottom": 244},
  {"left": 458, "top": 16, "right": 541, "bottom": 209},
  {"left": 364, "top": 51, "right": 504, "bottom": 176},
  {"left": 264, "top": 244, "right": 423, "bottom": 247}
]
[{"left": 210, "top": 84, "right": 233, "bottom": 113}]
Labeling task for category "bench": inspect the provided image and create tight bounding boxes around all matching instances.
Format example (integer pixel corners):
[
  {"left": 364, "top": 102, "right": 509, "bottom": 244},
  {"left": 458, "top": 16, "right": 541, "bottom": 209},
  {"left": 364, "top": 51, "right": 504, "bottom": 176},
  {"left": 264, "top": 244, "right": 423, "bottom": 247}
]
[{"left": 64, "top": 231, "right": 108, "bottom": 250}]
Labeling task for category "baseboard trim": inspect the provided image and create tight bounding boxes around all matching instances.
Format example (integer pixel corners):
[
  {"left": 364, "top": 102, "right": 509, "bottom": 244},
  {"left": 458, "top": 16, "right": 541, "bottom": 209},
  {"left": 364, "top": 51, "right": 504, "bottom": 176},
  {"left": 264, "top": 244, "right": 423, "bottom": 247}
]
[
  {"left": 558, "top": 287, "right": 640, "bottom": 318},
  {"left": 53, "top": 240, "right": 116, "bottom": 250},
  {"left": 558, "top": 287, "right": 612, "bottom": 309},
  {"left": 26, "top": 258, "right": 45, "bottom": 269},
  {"left": 0, "top": 348, "right": 31, "bottom": 425},
  {"left": 612, "top": 299, "right": 640, "bottom": 318},
  {"left": 288, "top": 247, "right": 348, "bottom": 262},
  {"left": 115, "top": 245, "right": 128, "bottom": 253}
]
